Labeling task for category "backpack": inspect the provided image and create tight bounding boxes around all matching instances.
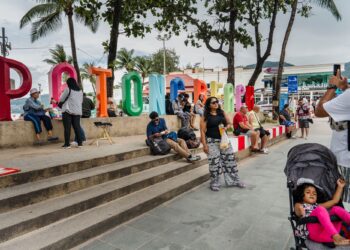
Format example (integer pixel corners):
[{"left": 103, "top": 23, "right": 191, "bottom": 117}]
[
  {"left": 186, "top": 138, "right": 200, "bottom": 149},
  {"left": 177, "top": 127, "right": 196, "bottom": 141},
  {"left": 148, "top": 138, "right": 171, "bottom": 155}
]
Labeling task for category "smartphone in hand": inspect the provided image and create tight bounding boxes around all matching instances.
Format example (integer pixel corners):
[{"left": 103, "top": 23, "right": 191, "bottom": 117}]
[{"left": 333, "top": 64, "right": 341, "bottom": 77}]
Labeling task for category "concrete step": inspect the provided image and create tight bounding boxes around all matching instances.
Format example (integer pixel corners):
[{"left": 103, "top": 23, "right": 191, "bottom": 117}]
[
  {"left": 0, "top": 149, "right": 203, "bottom": 213},
  {"left": 0, "top": 165, "right": 210, "bottom": 250},
  {"left": 0, "top": 146, "right": 151, "bottom": 189},
  {"left": 0, "top": 153, "right": 207, "bottom": 243}
]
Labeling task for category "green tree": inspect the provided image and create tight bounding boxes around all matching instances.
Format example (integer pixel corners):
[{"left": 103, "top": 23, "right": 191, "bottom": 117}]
[
  {"left": 153, "top": 0, "right": 253, "bottom": 86},
  {"left": 135, "top": 56, "right": 153, "bottom": 84},
  {"left": 114, "top": 48, "right": 136, "bottom": 72},
  {"left": 151, "top": 48, "right": 180, "bottom": 74},
  {"left": 274, "top": 0, "right": 341, "bottom": 118},
  {"left": 80, "top": 0, "right": 155, "bottom": 97},
  {"left": 43, "top": 44, "right": 73, "bottom": 65},
  {"left": 20, "top": 0, "right": 99, "bottom": 88},
  {"left": 80, "top": 62, "right": 96, "bottom": 95}
]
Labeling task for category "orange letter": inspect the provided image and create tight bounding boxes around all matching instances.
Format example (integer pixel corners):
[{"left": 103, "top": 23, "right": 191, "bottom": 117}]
[
  {"left": 194, "top": 79, "right": 207, "bottom": 103},
  {"left": 89, "top": 67, "right": 112, "bottom": 117}
]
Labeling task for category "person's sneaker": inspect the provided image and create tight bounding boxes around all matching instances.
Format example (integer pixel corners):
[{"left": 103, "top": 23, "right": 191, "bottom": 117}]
[
  {"left": 71, "top": 141, "right": 78, "bottom": 148},
  {"left": 187, "top": 154, "right": 200, "bottom": 162},
  {"left": 290, "top": 135, "right": 297, "bottom": 139},
  {"left": 260, "top": 148, "right": 269, "bottom": 154},
  {"left": 62, "top": 144, "right": 71, "bottom": 149}
]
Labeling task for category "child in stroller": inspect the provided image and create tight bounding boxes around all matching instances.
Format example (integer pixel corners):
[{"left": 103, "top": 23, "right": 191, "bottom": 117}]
[
  {"left": 294, "top": 177, "right": 350, "bottom": 246},
  {"left": 285, "top": 143, "right": 350, "bottom": 250}
]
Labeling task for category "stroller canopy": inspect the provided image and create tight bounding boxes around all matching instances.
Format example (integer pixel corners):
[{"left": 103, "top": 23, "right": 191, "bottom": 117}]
[{"left": 284, "top": 143, "right": 340, "bottom": 200}]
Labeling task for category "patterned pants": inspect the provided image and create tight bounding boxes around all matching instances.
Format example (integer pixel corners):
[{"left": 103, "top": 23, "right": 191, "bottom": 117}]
[{"left": 207, "top": 138, "right": 240, "bottom": 190}]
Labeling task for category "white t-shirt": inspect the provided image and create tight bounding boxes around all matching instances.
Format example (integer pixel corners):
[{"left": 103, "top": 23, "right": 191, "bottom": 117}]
[{"left": 323, "top": 89, "right": 350, "bottom": 167}]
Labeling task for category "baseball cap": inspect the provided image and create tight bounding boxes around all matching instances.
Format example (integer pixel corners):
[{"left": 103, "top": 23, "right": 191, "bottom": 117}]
[
  {"left": 296, "top": 178, "right": 323, "bottom": 191},
  {"left": 30, "top": 88, "right": 40, "bottom": 95}
]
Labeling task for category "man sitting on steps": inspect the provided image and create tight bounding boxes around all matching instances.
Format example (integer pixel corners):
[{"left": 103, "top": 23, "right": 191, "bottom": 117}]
[{"left": 146, "top": 111, "right": 200, "bottom": 162}]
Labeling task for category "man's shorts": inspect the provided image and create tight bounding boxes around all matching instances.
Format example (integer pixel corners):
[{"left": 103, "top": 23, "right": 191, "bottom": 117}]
[
  {"left": 281, "top": 120, "right": 295, "bottom": 127},
  {"left": 299, "top": 119, "right": 309, "bottom": 128}
]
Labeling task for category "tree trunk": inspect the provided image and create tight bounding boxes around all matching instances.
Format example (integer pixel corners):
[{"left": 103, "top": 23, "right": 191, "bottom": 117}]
[
  {"left": 227, "top": 1, "right": 236, "bottom": 86},
  {"left": 107, "top": 0, "right": 122, "bottom": 98},
  {"left": 67, "top": 9, "right": 82, "bottom": 89},
  {"left": 248, "top": 0, "right": 279, "bottom": 86},
  {"left": 275, "top": 0, "right": 298, "bottom": 118}
]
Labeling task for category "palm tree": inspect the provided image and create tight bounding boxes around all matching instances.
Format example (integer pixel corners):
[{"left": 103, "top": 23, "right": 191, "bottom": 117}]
[
  {"left": 135, "top": 56, "right": 153, "bottom": 85},
  {"left": 80, "top": 62, "right": 96, "bottom": 95},
  {"left": 19, "top": 0, "right": 99, "bottom": 88},
  {"left": 43, "top": 44, "right": 72, "bottom": 65},
  {"left": 114, "top": 48, "right": 136, "bottom": 72},
  {"left": 274, "top": 0, "right": 341, "bottom": 118}
]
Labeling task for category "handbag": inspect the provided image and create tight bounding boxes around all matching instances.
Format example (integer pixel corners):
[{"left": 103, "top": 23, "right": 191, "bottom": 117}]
[
  {"left": 220, "top": 130, "right": 229, "bottom": 150},
  {"left": 58, "top": 89, "right": 71, "bottom": 109}
]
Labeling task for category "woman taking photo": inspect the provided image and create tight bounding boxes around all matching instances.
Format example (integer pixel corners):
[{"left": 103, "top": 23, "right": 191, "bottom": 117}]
[
  {"left": 200, "top": 96, "right": 245, "bottom": 191},
  {"left": 59, "top": 78, "right": 83, "bottom": 148}
]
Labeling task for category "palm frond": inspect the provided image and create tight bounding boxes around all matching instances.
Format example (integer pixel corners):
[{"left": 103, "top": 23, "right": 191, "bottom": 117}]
[
  {"left": 75, "top": 12, "right": 99, "bottom": 33},
  {"left": 20, "top": 3, "right": 58, "bottom": 28},
  {"left": 313, "top": 0, "right": 341, "bottom": 21},
  {"left": 42, "top": 59, "right": 57, "bottom": 65},
  {"left": 31, "top": 11, "right": 62, "bottom": 42}
]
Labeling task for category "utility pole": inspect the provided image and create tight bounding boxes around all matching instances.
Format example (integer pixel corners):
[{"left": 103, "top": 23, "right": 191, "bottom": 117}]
[
  {"left": 157, "top": 34, "right": 170, "bottom": 77},
  {"left": 0, "top": 27, "right": 12, "bottom": 57}
]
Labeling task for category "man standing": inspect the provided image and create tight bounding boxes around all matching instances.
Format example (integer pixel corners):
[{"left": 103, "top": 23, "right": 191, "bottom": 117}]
[{"left": 315, "top": 70, "right": 350, "bottom": 205}]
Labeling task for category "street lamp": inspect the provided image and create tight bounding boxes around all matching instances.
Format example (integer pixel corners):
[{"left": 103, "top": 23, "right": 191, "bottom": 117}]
[{"left": 156, "top": 34, "right": 171, "bottom": 76}]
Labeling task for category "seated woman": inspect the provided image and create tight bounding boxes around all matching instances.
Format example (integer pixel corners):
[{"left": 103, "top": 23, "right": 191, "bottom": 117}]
[{"left": 23, "top": 88, "right": 58, "bottom": 143}]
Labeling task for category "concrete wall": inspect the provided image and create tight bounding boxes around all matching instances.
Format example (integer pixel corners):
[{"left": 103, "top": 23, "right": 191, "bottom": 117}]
[{"left": 0, "top": 112, "right": 266, "bottom": 148}]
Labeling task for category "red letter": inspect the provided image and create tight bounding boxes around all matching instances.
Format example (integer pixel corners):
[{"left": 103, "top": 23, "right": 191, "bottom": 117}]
[{"left": 0, "top": 56, "right": 32, "bottom": 121}]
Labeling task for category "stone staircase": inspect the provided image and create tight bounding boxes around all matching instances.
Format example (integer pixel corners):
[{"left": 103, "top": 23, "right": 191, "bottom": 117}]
[{"left": 0, "top": 146, "right": 209, "bottom": 250}]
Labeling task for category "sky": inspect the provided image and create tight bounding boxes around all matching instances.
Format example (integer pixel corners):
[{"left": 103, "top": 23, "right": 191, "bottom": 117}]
[{"left": 1, "top": 0, "right": 350, "bottom": 94}]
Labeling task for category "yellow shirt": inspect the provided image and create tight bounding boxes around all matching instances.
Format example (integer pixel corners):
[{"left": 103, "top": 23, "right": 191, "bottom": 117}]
[{"left": 248, "top": 111, "right": 261, "bottom": 129}]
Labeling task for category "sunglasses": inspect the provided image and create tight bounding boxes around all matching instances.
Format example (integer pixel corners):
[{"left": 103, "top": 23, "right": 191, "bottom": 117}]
[
  {"left": 153, "top": 118, "right": 160, "bottom": 122},
  {"left": 210, "top": 100, "right": 219, "bottom": 105}
]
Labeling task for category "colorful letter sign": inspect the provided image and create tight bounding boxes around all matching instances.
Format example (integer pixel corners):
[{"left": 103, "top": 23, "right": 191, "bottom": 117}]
[
  {"left": 193, "top": 79, "right": 207, "bottom": 103},
  {"left": 49, "top": 62, "right": 77, "bottom": 104},
  {"left": 89, "top": 67, "right": 112, "bottom": 117},
  {"left": 235, "top": 84, "right": 245, "bottom": 112},
  {"left": 0, "top": 56, "right": 32, "bottom": 121},
  {"left": 122, "top": 72, "right": 143, "bottom": 116},
  {"left": 170, "top": 77, "right": 185, "bottom": 101},
  {"left": 224, "top": 84, "right": 234, "bottom": 113},
  {"left": 245, "top": 86, "right": 255, "bottom": 111},
  {"left": 210, "top": 81, "right": 223, "bottom": 98},
  {"left": 149, "top": 74, "right": 165, "bottom": 115}
]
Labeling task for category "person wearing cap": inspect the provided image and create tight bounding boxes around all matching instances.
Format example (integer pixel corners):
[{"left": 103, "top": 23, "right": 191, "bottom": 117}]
[
  {"left": 172, "top": 93, "right": 190, "bottom": 128},
  {"left": 233, "top": 104, "right": 260, "bottom": 152},
  {"left": 146, "top": 111, "right": 200, "bottom": 162},
  {"left": 315, "top": 70, "right": 350, "bottom": 206},
  {"left": 294, "top": 177, "right": 350, "bottom": 246},
  {"left": 279, "top": 104, "right": 297, "bottom": 139},
  {"left": 23, "top": 88, "right": 58, "bottom": 143}
]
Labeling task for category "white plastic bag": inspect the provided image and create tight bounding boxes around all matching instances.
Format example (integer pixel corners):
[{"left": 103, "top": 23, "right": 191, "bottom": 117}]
[{"left": 220, "top": 130, "right": 229, "bottom": 150}]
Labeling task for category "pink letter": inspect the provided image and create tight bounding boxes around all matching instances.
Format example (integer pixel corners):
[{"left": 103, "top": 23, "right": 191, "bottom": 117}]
[
  {"left": 49, "top": 63, "right": 77, "bottom": 105},
  {"left": 235, "top": 84, "right": 245, "bottom": 112}
]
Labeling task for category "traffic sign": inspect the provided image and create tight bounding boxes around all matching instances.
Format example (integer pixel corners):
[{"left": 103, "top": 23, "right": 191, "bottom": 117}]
[{"left": 288, "top": 75, "right": 298, "bottom": 94}]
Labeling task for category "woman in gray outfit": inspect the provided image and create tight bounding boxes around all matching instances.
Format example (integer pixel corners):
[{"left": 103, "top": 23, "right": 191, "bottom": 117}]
[{"left": 59, "top": 78, "right": 83, "bottom": 148}]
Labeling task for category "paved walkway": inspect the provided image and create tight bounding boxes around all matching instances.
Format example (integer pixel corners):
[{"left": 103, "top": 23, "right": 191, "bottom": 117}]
[{"left": 77, "top": 118, "right": 332, "bottom": 250}]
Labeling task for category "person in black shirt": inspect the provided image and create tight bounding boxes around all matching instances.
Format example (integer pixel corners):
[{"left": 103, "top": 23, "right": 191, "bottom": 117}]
[
  {"left": 82, "top": 93, "right": 95, "bottom": 118},
  {"left": 200, "top": 96, "right": 245, "bottom": 191}
]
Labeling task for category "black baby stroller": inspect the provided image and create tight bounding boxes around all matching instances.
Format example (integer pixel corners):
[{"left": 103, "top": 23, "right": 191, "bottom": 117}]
[{"left": 284, "top": 143, "right": 349, "bottom": 250}]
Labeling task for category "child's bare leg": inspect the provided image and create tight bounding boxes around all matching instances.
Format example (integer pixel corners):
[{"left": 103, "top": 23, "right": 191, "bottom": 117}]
[{"left": 333, "top": 234, "right": 350, "bottom": 246}]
